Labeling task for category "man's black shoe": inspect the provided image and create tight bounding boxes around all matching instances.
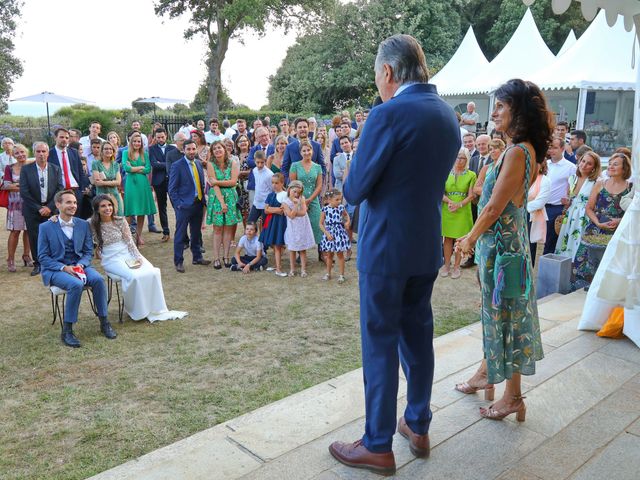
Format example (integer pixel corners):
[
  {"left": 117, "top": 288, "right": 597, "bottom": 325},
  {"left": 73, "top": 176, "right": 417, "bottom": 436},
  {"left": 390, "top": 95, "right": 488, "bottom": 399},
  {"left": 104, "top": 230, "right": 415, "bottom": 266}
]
[
  {"left": 30, "top": 265, "right": 41, "bottom": 276},
  {"left": 148, "top": 226, "right": 162, "bottom": 233},
  {"left": 176, "top": 263, "right": 185, "bottom": 273},
  {"left": 99, "top": 317, "right": 117, "bottom": 339},
  {"left": 192, "top": 259, "right": 211, "bottom": 266},
  {"left": 61, "top": 322, "right": 81, "bottom": 348}
]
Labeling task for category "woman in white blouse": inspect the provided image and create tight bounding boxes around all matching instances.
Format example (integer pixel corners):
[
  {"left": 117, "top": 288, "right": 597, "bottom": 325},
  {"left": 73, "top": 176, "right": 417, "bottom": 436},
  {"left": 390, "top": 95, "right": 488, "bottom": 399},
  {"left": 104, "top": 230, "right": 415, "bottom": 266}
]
[{"left": 527, "top": 161, "right": 551, "bottom": 266}]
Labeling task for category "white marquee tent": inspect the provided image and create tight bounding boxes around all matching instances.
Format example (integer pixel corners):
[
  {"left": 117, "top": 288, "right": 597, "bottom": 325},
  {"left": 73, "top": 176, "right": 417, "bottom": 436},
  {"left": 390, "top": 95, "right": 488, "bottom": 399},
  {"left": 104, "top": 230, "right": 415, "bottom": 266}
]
[{"left": 557, "top": 29, "right": 577, "bottom": 55}]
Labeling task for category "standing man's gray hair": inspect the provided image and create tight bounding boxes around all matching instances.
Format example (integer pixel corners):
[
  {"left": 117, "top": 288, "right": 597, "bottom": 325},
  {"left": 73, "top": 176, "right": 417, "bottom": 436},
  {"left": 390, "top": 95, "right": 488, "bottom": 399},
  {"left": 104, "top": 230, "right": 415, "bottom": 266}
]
[{"left": 374, "top": 34, "right": 430, "bottom": 84}]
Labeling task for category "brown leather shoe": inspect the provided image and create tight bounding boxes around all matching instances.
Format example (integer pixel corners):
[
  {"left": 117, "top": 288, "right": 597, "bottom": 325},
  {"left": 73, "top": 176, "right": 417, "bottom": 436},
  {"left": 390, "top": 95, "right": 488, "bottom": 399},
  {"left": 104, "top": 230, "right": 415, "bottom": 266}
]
[
  {"left": 328, "top": 439, "right": 395, "bottom": 476},
  {"left": 397, "top": 416, "right": 430, "bottom": 458}
]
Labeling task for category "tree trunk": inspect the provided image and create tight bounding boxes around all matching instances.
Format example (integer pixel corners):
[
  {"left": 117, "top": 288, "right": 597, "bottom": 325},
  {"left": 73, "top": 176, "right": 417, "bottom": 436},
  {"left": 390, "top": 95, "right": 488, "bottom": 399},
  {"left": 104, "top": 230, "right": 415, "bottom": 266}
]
[{"left": 206, "top": 27, "right": 229, "bottom": 120}]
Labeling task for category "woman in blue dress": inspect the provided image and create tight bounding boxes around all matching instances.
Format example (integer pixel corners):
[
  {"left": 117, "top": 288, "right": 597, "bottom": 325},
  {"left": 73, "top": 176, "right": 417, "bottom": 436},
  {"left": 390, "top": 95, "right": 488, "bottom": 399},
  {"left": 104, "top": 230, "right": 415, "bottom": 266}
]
[{"left": 456, "top": 79, "right": 551, "bottom": 422}]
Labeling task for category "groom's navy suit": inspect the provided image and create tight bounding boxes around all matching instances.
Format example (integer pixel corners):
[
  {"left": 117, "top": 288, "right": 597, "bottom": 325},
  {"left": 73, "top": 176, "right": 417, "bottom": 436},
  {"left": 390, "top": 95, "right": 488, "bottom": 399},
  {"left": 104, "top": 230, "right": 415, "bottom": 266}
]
[
  {"left": 38, "top": 218, "right": 108, "bottom": 324},
  {"left": 343, "top": 83, "right": 460, "bottom": 452}
]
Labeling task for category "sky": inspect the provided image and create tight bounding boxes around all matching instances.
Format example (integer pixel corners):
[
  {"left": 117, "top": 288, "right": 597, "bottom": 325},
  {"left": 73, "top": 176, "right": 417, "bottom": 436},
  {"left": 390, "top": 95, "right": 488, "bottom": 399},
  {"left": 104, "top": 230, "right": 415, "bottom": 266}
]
[{"left": 8, "top": 0, "right": 298, "bottom": 116}]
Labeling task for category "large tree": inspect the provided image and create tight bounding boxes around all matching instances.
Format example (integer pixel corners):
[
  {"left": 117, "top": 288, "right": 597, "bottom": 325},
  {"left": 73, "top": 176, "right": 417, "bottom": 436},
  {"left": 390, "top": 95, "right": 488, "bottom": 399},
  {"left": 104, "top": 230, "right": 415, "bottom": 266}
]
[
  {"left": 462, "top": 0, "right": 590, "bottom": 60},
  {"left": 0, "top": 0, "right": 23, "bottom": 113},
  {"left": 155, "top": 0, "right": 333, "bottom": 119},
  {"left": 268, "top": 0, "right": 464, "bottom": 114}
]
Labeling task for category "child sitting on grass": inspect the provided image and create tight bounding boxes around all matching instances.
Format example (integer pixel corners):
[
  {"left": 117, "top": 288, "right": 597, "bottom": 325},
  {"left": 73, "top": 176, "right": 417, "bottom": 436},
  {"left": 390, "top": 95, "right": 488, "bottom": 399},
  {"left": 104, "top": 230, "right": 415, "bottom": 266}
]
[{"left": 230, "top": 222, "right": 268, "bottom": 273}]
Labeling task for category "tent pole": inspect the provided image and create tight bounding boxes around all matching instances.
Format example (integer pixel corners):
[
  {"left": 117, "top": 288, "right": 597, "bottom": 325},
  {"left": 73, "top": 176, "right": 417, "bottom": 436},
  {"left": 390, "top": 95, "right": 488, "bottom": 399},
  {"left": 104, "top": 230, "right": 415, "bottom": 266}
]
[
  {"left": 576, "top": 88, "right": 587, "bottom": 130},
  {"left": 46, "top": 102, "right": 52, "bottom": 145}
]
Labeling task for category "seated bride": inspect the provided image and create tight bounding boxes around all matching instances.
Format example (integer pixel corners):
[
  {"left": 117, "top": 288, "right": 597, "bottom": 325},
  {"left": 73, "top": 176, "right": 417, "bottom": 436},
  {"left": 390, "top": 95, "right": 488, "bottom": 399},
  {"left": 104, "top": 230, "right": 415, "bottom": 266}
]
[{"left": 89, "top": 194, "right": 187, "bottom": 322}]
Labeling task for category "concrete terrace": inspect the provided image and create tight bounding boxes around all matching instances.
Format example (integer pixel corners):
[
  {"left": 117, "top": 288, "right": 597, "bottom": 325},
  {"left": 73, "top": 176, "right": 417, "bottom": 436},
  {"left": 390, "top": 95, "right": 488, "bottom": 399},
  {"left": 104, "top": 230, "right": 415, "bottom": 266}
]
[{"left": 89, "top": 290, "right": 640, "bottom": 480}]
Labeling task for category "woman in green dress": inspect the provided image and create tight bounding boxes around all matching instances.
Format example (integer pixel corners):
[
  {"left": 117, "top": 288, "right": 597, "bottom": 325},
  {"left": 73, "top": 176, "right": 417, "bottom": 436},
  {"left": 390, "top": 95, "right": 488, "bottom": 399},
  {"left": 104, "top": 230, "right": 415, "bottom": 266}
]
[
  {"left": 456, "top": 79, "right": 551, "bottom": 422},
  {"left": 289, "top": 140, "right": 323, "bottom": 253},
  {"left": 123, "top": 132, "right": 156, "bottom": 245},
  {"left": 441, "top": 147, "right": 476, "bottom": 279},
  {"left": 92, "top": 142, "right": 123, "bottom": 216},
  {"left": 206, "top": 140, "right": 242, "bottom": 269}
]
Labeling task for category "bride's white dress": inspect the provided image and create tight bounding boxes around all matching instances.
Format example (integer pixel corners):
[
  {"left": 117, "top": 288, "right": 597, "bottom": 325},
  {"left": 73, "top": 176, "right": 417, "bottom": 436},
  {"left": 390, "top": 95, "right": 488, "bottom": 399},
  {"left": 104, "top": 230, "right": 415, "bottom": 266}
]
[{"left": 95, "top": 219, "right": 187, "bottom": 322}]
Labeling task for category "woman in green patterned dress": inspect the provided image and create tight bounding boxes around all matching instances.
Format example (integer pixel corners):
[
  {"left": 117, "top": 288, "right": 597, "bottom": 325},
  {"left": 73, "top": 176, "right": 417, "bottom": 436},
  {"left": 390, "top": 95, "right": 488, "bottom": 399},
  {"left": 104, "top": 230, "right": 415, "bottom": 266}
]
[
  {"left": 455, "top": 79, "right": 551, "bottom": 421},
  {"left": 289, "top": 140, "right": 323, "bottom": 254},
  {"left": 206, "top": 140, "right": 242, "bottom": 269},
  {"left": 92, "top": 142, "right": 123, "bottom": 216}
]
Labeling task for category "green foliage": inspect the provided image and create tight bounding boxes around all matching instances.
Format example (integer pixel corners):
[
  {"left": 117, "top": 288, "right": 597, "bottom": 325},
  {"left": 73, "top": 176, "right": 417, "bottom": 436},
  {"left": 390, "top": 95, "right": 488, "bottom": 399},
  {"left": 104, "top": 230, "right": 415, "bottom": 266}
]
[
  {"left": 462, "top": 0, "right": 590, "bottom": 60},
  {"left": 70, "top": 110, "right": 117, "bottom": 137},
  {"left": 268, "top": 0, "right": 464, "bottom": 114},
  {"left": 0, "top": 0, "right": 24, "bottom": 113},
  {"left": 190, "top": 80, "right": 235, "bottom": 111},
  {"left": 131, "top": 98, "right": 156, "bottom": 116}
]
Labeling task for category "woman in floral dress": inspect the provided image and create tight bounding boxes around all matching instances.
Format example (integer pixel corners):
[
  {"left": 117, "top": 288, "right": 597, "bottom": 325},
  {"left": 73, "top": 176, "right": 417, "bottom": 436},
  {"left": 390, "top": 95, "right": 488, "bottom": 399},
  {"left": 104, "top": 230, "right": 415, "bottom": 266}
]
[
  {"left": 572, "top": 152, "right": 632, "bottom": 288},
  {"left": 456, "top": 79, "right": 550, "bottom": 422},
  {"left": 206, "top": 141, "right": 242, "bottom": 269},
  {"left": 555, "top": 151, "right": 600, "bottom": 260}
]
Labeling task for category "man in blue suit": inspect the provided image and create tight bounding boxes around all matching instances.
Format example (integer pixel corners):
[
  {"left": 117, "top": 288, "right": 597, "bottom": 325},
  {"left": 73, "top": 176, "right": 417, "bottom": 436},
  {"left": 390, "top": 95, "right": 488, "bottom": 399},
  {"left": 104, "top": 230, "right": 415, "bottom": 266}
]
[
  {"left": 247, "top": 126, "right": 275, "bottom": 206},
  {"left": 48, "top": 128, "right": 90, "bottom": 216},
  {"left": 329, "top": 35, "right": 461, "bottom": 475},
  {"left": 149, "top": 128, "right": 176, "bottom": 242},
  {"left": 281, "top": 118, "right": 326, "bottom": 183},
  {"left": 38, "top": 190, "right": 116, "bottom": 347},
  {"left": 168, "top": 140, "right": 211, "bottom": 272}
]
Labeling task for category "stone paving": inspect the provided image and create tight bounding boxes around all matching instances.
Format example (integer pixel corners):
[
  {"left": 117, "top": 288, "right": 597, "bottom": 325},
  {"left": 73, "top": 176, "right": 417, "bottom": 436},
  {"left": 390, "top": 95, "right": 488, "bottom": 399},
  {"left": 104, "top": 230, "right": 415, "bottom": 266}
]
[{"left": 89, "top": 290, "right": 640, "bottom": 480}]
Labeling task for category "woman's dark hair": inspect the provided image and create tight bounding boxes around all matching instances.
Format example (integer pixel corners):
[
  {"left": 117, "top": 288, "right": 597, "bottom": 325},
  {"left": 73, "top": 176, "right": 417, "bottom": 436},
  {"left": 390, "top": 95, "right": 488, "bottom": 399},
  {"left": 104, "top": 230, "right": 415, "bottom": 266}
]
[
  {"left": 494, "top": 79, "right": 554, "bottom": 164},
  {"left": 90, "top": 194, "right": 117, "bottom": 251}
]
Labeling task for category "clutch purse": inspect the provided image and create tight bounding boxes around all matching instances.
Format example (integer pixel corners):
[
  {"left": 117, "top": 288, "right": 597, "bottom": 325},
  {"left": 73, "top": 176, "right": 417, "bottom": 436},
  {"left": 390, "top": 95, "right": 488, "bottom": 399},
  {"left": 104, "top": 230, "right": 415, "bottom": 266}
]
[
  {"left": 125, "top": 258, "right": 142, "bottom": 269},
  {"left": 492, "top": 252, "right": 530, "bottom": 305}
]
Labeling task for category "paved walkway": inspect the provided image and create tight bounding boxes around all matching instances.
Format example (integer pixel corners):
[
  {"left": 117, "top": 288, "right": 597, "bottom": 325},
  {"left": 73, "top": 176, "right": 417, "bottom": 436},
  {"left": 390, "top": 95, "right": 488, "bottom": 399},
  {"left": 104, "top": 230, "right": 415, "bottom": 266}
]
[{"left": 89, "top": 290, "right": 640, "bottom": 480}]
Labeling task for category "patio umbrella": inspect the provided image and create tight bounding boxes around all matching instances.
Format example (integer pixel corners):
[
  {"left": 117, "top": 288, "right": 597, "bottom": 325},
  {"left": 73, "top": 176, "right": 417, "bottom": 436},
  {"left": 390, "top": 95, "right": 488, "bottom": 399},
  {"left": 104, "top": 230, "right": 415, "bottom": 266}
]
[
  {"left": 10, "top": 91, "right": 93, "bottom": 141},
  {"left": 135, "top": 96, "right": 189, "bottom": 115}
]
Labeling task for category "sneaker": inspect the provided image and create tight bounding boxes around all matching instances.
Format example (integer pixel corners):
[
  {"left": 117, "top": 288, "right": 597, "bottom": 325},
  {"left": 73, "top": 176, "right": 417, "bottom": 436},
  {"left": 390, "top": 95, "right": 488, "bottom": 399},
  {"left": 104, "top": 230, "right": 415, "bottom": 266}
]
[
  {"left": 230, "top": 264, "right": 240, "bottom": 272},
  {"left": 322, "top": 273, "right": 330, "bottom": 281},
  {"left": 266, "top": 267, "right": 276, "bottom": 272},
  {"left": 275, "top": 270, "right": 288, "bottom": 277},
  {"left": 300, "top": 271, "right": 308, "bottom": 278},
  {"left": 337, "top": 275, "right": 345, "bottom": 283}
]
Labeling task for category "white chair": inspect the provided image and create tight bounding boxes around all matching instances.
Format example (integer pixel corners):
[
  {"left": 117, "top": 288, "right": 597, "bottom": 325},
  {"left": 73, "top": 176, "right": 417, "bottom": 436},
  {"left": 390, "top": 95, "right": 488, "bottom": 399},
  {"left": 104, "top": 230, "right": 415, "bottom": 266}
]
[
  {"left": 49, "top": 285, "right": 97, "bottom": 329},
  {"left": 106, "top": 273, "right": 125, "bottom": 323}
]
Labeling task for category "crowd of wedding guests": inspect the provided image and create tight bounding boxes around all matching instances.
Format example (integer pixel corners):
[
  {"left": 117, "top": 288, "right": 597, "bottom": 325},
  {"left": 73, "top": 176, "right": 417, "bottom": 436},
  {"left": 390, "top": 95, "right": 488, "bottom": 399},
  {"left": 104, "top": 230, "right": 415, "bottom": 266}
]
[{"left": 441, "top": 109, "right": 634, "bottom": 289}]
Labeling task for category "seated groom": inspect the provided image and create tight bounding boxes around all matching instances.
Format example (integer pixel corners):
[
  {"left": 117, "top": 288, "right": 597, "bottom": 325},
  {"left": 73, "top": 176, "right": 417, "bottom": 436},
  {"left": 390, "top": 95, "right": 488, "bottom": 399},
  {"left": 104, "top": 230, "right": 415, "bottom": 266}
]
[{"left": 38, "top": 190, "right": 116, "bottom": 347}]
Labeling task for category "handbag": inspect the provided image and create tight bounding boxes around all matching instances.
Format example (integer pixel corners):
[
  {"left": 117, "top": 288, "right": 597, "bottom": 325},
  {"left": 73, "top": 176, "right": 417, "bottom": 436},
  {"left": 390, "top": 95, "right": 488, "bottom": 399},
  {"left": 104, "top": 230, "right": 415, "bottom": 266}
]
[
  {"left": 554, "top": 206, "right": 567, "bottom": 235},
  {"left": 0, "top": 189, "right": 8, "bottom": 208}
]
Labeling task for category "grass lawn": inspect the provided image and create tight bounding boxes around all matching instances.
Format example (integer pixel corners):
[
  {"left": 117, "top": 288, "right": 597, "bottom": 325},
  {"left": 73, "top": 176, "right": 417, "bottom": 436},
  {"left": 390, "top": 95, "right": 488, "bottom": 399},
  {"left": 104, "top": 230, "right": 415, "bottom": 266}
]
[{"left": 0, "top": 208, "right": 480, "bottom": 480}]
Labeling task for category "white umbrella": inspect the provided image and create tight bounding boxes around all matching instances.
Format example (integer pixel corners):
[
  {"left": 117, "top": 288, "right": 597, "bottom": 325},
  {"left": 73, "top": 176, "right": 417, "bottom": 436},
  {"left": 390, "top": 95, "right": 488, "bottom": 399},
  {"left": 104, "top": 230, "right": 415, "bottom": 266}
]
[{"left": 10, "top": 91, "right": 93, "bottom": 141}]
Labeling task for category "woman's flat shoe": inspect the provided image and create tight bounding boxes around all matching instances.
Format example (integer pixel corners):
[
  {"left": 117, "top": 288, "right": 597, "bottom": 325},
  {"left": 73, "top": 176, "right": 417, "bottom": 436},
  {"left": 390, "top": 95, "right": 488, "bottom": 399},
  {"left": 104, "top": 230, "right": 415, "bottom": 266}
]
[
  {"left": 22, "top": 255, "right": 34, "bottom": 267},
  {"left": 288, "top": 271, "right": 296, "bottom": 277},
  {"left": 213, "top": 260, "right": 222, "bottom": 270},
  {"left": 223, "top": 258, "right": 232, "bottom": 268},
  {"left": 439, "top": 267, "right": 450, "bottom": 277},
  {"left": 337, "top": 275, "right": 345, "bottom": 283},
  {"left": 275, "top": 270, "right": 288, "bottom": 277},
  {"left": 301, "top": 271, "right": 308, "bottom": 278},
  {"left": 454, "top": 382, "right": 495, "bottom": 401},
  {"left": 480, "top": 396, "right": 526, "bottom": 422},
  {"left": 322, "top": 273, "right": 330, "bottom": 281},
  {"left": 450, "top": 267, "right": 461, "bottom": 279}
]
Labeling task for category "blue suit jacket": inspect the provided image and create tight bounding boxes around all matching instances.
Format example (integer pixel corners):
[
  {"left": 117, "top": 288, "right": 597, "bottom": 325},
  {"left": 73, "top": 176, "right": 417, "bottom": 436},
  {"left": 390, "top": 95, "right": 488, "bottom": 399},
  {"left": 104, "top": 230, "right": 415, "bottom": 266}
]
[
  {"left": 149, "top": 143, "right": 178, "bottom": 186},
  {"left": 247, "top": 143, "right": 275, "bottom": 190},
  {"left": 38, "top": 218, "right": 94, "bottom": 286},
  {"left": 48, "top": 147, "right": 89, "bottom": 191},
  {"left": 282, "top": 139, "right": 325, "bottom": 182},
  {"left": 168, "top": 156, "right": 207, "bottom": 210},
  {"left": 343, "top": 83, "right": 461, "bottom": 276}
]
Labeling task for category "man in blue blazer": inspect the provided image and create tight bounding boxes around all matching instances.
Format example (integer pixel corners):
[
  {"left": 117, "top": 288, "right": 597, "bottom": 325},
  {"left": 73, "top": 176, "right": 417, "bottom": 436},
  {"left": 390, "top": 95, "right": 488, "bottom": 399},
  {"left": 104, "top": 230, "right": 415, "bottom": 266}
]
[
  {"left": 48, "top": 128, "right": 90, "bottom": 216},
  {"left": 38, "top": 190, "right": 115, "bottom": 348},
  {"left": 149, "top": 128, "right": 176, "bottom": 241},
  {"left": 281, "top": 118, "right": 326, "bottom": 183},
  {"left": 329, "top": 35, "right": 461, "bottom": 475},
  {"left": 168, "top": 140, "right": 211, "bottom": 272}
]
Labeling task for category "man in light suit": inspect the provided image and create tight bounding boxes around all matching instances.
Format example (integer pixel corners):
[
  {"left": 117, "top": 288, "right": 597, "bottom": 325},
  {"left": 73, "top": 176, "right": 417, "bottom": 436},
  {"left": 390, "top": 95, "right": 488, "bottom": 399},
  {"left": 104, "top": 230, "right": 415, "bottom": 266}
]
[
  {"left": 329, "top": 34, "right": 460, "bottom": 475},
  {"left": 20, "top": 141, "right": 63, "bottom": 276},
  {"left": 48, "top": 128, "right": 90, "bottom": 213},
  {"left": 149, "top": 128, "right": 176, "bottom": 242},
  {"left": 38, "top": 190, "right": 116, "bottom": 347},
  {"left": 281, "top": 117, "right": 326, "bottom": 183},
  {"left": 168, "top": 140, "right": 211, "bottom": 272}
]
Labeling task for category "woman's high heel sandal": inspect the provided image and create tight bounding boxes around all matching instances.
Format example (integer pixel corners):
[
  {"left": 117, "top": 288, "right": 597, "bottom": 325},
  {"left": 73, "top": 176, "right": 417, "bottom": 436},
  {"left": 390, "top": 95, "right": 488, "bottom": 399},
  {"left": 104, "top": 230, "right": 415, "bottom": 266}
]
[
  {"left": 454, "top": 382, "right": 495, "bottom": 401},
  {"left": 22, "top": 255, "right": 34, "bottom": 267},
  {"left": 480, "top": 395, "right": 526, "bottom": 422},
  {"left": 7, "top": 259, "right": 16, "bottom": 273}
]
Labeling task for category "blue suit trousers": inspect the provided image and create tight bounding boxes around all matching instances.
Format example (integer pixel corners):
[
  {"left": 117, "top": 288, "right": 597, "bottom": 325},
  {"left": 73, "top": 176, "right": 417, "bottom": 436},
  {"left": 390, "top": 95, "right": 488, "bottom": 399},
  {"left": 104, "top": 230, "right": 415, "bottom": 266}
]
[
  {"left": 49, "top": 267, "right": 108, "bottom": 323},
  {"left": 359, "top": 271, "right": 437, "bottom": 453},
  {"left": 174, "top": 200, "right": 205, "bottom": 265}
]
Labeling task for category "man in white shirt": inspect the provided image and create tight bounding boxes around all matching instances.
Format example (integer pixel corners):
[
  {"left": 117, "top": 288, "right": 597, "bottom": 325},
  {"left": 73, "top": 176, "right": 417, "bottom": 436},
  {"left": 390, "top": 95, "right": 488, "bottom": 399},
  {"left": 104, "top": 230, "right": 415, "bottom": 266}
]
[
  {"left": 248, "top": 151, "right": 274, "bottom": 224},
  {"left": 544, "top": 136, "right": 577, "bottom": 255},
  {"left": 460, "top": 102, "right": 480, "bottom": 133},
  {"left": 179, "top": 120, "right": 194, "bottom": 139},
  {"left": 79, "top": 121, "right": 105, "bottom": 153},
  {"left": 205, "top": 119, "right": 225, "bottom": 144}
]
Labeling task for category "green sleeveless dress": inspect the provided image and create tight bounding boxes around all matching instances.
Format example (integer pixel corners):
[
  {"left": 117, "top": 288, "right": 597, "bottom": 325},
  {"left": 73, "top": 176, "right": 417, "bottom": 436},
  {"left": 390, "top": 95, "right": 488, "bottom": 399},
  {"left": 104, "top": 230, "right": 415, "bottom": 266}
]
[{"left": 476, "top": 144, "right": 544, "bottom": 384}]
